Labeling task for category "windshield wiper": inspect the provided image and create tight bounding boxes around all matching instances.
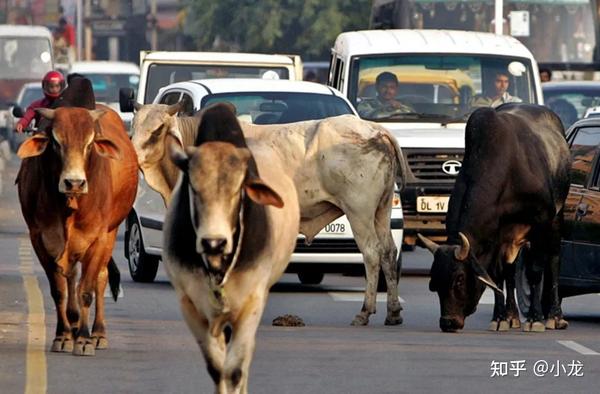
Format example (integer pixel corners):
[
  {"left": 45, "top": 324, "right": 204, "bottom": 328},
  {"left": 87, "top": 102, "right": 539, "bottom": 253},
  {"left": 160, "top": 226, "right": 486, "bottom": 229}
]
[{"left": 375, "top": 112, "right": 459, "bottom": 122}]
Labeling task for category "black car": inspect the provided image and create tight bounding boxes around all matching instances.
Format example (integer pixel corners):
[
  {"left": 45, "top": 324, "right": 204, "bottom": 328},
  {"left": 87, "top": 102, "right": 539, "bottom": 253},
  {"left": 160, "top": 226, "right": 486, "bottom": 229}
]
[
  {"left": 542, "top": 81, "right": 600, "bottom": 131},
  {"left": 559, "top": 116, "right": 600, "bottom": 297}
]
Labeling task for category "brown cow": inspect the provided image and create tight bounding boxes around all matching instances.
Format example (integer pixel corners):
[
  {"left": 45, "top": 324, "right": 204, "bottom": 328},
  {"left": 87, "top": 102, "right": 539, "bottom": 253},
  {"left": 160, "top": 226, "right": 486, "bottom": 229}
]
[{"left": 16, "top": 105, "right": 138, "bottom": 356}]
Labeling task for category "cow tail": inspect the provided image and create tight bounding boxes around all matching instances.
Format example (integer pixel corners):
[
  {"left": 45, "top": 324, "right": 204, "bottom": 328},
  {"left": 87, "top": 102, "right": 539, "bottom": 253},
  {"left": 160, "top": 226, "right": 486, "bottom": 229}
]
[
  {"left": 108, "top": 257, "right": 121, "bottom": 302},
  {"left": 382, "top": 131, "right": 416, "bottom": 191}
]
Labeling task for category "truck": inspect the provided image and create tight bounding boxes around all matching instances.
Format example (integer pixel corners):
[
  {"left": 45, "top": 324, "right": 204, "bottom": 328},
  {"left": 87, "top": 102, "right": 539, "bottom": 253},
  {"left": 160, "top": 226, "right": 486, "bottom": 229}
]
[
  {"left": 328, "top": 29, "right": 543, "bottom": 248},
  {"left": 120, "top": 50, "right": 303, "bottom": 110},
  {"left": 0, "top": 25, "right": 54, "bottom": 139}
]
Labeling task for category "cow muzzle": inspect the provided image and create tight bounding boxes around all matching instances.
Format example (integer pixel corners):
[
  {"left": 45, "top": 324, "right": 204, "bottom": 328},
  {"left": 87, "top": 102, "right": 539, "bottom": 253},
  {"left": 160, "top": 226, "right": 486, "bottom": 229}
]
[
  {"left": 439, "top": 316, "right": 465, "bottom": 333},
  {"left": 61, "top": 177, "right": 88, "bottom": 194}
]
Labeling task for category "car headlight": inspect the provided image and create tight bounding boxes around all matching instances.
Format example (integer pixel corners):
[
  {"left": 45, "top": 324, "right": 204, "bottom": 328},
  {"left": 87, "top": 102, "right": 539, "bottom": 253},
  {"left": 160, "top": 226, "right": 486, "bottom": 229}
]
[{"left": 392, "top": 191, "right": 401, "bottom": 209}]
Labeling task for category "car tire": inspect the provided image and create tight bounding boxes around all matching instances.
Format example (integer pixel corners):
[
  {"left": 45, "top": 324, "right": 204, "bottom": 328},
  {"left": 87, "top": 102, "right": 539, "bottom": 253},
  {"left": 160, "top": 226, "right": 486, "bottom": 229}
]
[
  {"left": 126, "top": 214, "right": 160, "bottom": 283},
  {"left": 297, "top": 272, "right": 324, "bottom": 285},
  {"left": 515, "top": 256, "right": 543, "bottom": 319}
]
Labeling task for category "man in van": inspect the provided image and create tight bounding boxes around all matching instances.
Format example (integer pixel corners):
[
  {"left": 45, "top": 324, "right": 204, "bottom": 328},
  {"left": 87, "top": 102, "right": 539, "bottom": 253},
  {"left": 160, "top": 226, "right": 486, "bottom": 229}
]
[
  {"left": 356, "top": 71, "right": 414, "bottom": 119},
  {"left": 471, "top": 71, "right": 522, "bottom": 108}
]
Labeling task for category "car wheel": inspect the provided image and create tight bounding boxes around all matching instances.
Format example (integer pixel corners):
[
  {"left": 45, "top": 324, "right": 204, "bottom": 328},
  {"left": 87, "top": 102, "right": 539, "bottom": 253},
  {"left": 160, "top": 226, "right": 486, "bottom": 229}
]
[
  {"left": 297, "top": 272, "right": 324, "bottom": 285},
  {"left": 126, "top": 215, "right": 160, "bottom": 283},
  {"left": 515, "top": 256, "right": 543, "bottom": 319}
]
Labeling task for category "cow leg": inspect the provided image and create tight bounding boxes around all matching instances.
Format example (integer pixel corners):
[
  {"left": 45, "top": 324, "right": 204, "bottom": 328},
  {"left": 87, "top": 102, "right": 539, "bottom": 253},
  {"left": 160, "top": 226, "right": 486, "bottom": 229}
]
[
  {"left": 67, "top": 267, "right": 80, "bottom": 335},
  {"left": 521, "top": 245, "right": 546, "bottom": 332},
  {"left": 503, "top": 262, "right": 521, "bottom": 329},
  {"left": 374, "top": 190, "right": 402, "bottom": 326},
  {"left": 73, "top": 239, "right": 112, "bottom": 356},
  {"left": 346, "top": 213, "right": 380, "bottom": 326},
  {"left": 92, "top": 264, "right": 109, "bottom": 349},
  {"left": 488, "top": 277, "right": 509, "bottom": 331},
  {"left": 543, "top": 219, "right": 568, "bottom": 330},
  {"left": 31, "top": 235, "right": 74, "bottom": 352},
  {"left": 179, "top": 294, "right": 226, "bottom": 388},
  {"left": 224, "top": 291, "right": 268, "bottom": 394}
]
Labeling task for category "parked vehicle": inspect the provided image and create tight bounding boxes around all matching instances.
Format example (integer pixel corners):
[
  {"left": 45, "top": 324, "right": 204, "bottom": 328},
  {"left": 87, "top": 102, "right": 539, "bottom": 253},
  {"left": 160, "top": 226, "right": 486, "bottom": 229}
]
[
  {"left": 125, "top": 78, "right": 404, "bottom": 284},
  {"left": 120, "top": 51, "right": 303, "bottom": 111},
  {"left": 328, "top": 29, "right": 542, "bottom": 249},
  {"left": 0, "top": 25, "right": 53, "bottom": 140},
  {"left": 68, "top": 61, "right": 140, "bottom": 134},
  {"left": 559, "top": 116, "right": 600, "bottom": 297},
  {"left": 542, "top": 81, "right": 600, "bottom": 130}
]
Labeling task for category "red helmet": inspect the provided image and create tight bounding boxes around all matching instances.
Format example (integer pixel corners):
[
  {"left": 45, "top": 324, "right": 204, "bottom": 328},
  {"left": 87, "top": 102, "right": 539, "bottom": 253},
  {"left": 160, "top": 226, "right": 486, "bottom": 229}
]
[{"left": 42, "top": 70, "right": 66, "bottom": 99}]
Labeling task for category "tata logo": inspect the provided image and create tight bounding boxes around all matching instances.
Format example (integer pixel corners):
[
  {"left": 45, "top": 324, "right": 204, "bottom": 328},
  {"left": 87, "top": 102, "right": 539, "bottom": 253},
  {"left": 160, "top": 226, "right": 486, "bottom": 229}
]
[{"left": 442, "top": 160, "right": 462, "bottom": 175}]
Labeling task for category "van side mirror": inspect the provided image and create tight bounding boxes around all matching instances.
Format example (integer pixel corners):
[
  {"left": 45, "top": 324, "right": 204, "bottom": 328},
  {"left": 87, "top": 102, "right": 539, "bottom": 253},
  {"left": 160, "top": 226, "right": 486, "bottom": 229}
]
[
  {"left": 119, "top": 87, "right": 135, "bottom": 113},
  {"left": 12, "top": 105, "right": 24, "bottom": 118}
]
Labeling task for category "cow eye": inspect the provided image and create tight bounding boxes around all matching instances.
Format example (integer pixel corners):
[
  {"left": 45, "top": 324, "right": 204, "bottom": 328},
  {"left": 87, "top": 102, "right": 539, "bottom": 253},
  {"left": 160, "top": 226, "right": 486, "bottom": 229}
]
[{"left": 454, "top": 274, "right": 465, "bottom": 288}]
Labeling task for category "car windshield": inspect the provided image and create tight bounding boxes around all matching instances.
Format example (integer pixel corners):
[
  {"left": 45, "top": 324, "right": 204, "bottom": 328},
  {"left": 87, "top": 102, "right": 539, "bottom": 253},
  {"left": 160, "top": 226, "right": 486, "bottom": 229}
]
[
  {"left": 0, "top": 37, "right": 52, "bottom": 79},
  {"left": 79, "top": 73, "right": 140, "bottom": 104},
  {"left": 350, "top": 54, "right": 536, "bottom": 122},
  {"left": 202, "top": 92, "right": 354, "bottom": 124},
  {"left": 20, "top": 86, "right": 43, "bottom": 108},
  {"left": 145, "top": 64, "right": 290, "bottom": 104},
  {"left": 544, "top": 87, "right": 600, "bottom": 130}
]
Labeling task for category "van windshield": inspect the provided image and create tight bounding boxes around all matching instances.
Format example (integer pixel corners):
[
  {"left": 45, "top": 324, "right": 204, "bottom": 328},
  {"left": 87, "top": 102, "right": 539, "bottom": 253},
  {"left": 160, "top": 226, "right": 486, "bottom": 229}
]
[
  {"left": 145, "top": 64, "right": 290, "bottom": 103},
  {"left": 0, "top": 37, "right": 52, "bottom": 79},
  {"left": 351, "top": 54, "right": 536, "bottom": 122},
  {"left": 79, "top": 73, "right": 140, "bottom": 104}
]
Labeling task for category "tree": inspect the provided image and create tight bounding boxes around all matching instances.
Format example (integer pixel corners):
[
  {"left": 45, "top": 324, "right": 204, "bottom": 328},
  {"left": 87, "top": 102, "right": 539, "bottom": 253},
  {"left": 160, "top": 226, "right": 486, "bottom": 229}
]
[{"left": 182, "top": 0, "right": 371, "bottom": 60}]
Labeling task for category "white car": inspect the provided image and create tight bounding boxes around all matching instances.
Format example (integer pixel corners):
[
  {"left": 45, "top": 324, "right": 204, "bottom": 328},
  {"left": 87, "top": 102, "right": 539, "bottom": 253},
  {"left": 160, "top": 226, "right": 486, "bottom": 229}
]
[
  {"left": 125, "top": 78, "right": 404, "bottom": 285},
  {"left": 68, "top": 61, "right": 140, "bottom": 133}
]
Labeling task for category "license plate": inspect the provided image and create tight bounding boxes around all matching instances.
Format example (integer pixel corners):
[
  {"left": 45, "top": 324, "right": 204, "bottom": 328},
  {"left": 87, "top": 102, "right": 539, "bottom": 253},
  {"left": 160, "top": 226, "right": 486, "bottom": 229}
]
[
  {"left": 322, "top": 222, "right": 349, "bottom": 235},
  {"left": 417, "top": 196, "right": 450, "bottom": 213}
]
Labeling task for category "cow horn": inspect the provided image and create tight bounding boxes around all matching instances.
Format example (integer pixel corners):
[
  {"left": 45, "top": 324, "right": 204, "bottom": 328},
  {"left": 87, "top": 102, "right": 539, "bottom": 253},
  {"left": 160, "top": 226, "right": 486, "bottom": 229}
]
[
  {"left": 133, "top": 101, "right": 143, "bottom": 111},
  {"left": 454, "top": 232, "right": 470, "bottom": 262},
  {"left": 417, "top": 233, "right": 439, "bottom": 254},
  {"left": 166, "top": 100, "right": 184, "bottom": 116}
]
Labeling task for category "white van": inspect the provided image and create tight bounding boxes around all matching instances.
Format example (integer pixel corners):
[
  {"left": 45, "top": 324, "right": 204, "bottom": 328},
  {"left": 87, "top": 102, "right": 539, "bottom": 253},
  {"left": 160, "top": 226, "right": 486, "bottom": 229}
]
[
  {"left": 329, "top": 29, "right": 542, "bottom": 248},
  {"left": 132, "top": 51, "right": 303, "bottom": 106}
]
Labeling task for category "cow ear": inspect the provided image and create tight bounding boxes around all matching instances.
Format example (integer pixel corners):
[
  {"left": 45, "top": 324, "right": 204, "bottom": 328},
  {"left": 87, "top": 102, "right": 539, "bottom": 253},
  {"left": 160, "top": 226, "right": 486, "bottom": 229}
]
[
  {"left": 470, "top": 260, "right": 503, "bottom": 294},
  {"left": 17, "top": 134, "right": 49, "bottom": 158},
  {"left": 244, "top": 179, "right": 284, "bottom": 208},
  {"left": 167, "top": 133, "right": 189, "bottom": 172},
  {"left": 94, "top": 137, "right": 122, "bottom": 160}
]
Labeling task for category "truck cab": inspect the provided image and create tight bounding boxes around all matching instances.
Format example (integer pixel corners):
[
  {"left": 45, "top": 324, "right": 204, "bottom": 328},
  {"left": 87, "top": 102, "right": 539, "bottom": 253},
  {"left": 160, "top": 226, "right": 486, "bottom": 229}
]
[{"left": 329, "top": 29, "right": 543, "bottom": 247}]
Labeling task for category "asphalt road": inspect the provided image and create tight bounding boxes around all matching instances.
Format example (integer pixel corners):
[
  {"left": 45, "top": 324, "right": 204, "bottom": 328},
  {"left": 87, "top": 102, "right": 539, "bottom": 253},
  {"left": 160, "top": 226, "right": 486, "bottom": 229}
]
[{"left": 2, "top": 155, "right": 600, "bottom": 394}]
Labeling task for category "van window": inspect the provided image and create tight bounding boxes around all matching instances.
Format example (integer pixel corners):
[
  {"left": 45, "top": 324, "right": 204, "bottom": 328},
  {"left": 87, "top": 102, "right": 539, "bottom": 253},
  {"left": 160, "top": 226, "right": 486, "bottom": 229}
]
[
  {"left": 145, "top": 64, "right": 290, "bottom": 104},
  {"left": 0, "top": 37, "right": 52, "bottom": 79},
  {"left": 350, "top": 54, "right": 536, "bottom": 122},
  {"left": 570, "top": 126, "right": 600, "bottom": 187}
]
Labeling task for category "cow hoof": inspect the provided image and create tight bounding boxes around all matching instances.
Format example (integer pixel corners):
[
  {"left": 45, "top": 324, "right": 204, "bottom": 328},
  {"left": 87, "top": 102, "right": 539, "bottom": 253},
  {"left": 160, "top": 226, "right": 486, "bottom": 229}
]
[
  {"left": 498, "top": 320, "right": 510, "bottom": 331},
  {"left": 93, "top": 336, "right": 109, "bottom": 349},
  {"left": 546, "top": 318, "right": 569, "bottom": 330},
  {"left": 351, "top": 314, "right": 369, "bottom": 326},
  {"left": 487, "top": 321, "right": 499, "bottom": 331},
  {"left": 51, "top": 337, "right": 73, "bottom": 353},
  {"left": 384, "top": 313, "right": 403, "bottom": 326},
  {"left": 73, "top": 340, "right": 96, "bottom": 356},
  {"left": 510, "top": 318, "right": 521, "bottom": 329},
  {"left": 523, "top": 321, "right": 545, "bottom": 332}
]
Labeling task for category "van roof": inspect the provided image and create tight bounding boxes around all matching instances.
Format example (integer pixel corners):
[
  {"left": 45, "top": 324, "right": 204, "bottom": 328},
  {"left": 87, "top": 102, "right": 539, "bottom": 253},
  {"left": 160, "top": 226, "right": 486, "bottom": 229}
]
[
  {"left": 69, "top": 61, "right": 140, "bottom": 75},
  {"left": 333, "top": 29, "right": 535, "bottom": 59},
  {"left": 141, "top": 51, "right": 295, "bottom": 66},
  {"left": 0, "top": 24, "right": 52, "bottom": 39}
]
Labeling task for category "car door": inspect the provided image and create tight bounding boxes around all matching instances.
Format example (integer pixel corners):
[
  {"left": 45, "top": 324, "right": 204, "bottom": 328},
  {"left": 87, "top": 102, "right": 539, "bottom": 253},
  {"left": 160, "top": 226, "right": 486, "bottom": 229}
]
[{"left": 562, "top": 125, "right": 600, "bottom": 281}]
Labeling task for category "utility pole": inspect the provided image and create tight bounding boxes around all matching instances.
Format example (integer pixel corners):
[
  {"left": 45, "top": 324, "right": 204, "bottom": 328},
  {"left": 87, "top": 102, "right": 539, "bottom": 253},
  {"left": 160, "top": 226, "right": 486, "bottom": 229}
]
[
  {"left": 84, "top": 0, "right": 92, "bottom": 60},
  {"left": 151, "top": 0, "right": 157, "bottom": 50},
  {"left": 76, "top": 0, "right": 82, "bottom": 60}
]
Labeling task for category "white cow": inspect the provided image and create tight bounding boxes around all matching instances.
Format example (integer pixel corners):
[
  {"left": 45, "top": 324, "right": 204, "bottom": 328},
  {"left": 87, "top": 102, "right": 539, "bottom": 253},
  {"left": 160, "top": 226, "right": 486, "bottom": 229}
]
[
  {"left": 163, "top": 105, "right": 299, "bottom": 393},
  {"left": 132, "top": 102, "right": 413, "bottom": 326}
]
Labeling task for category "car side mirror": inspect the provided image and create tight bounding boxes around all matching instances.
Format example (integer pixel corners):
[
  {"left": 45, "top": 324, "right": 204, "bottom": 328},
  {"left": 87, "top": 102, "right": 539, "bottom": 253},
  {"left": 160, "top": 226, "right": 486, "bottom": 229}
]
[
  {"left": 119, "top": 87, "right": 135, "bottom": 113},
  {"left": 12, "top": 105, "right": 24, "bottom": 118}
]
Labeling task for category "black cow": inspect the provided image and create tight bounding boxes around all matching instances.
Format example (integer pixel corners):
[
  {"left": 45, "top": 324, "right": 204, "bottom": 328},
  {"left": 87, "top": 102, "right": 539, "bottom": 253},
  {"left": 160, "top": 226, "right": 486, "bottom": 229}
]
[{"left": 419, "top": 104, "right": 571, "bottom": 333}]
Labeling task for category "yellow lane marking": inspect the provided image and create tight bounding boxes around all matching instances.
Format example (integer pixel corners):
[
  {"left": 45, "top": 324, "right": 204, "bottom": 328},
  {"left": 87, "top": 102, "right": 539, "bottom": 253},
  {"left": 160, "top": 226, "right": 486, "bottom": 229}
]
[{"left": 19, "top": 239, "right": 47, "bottom": 394}]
